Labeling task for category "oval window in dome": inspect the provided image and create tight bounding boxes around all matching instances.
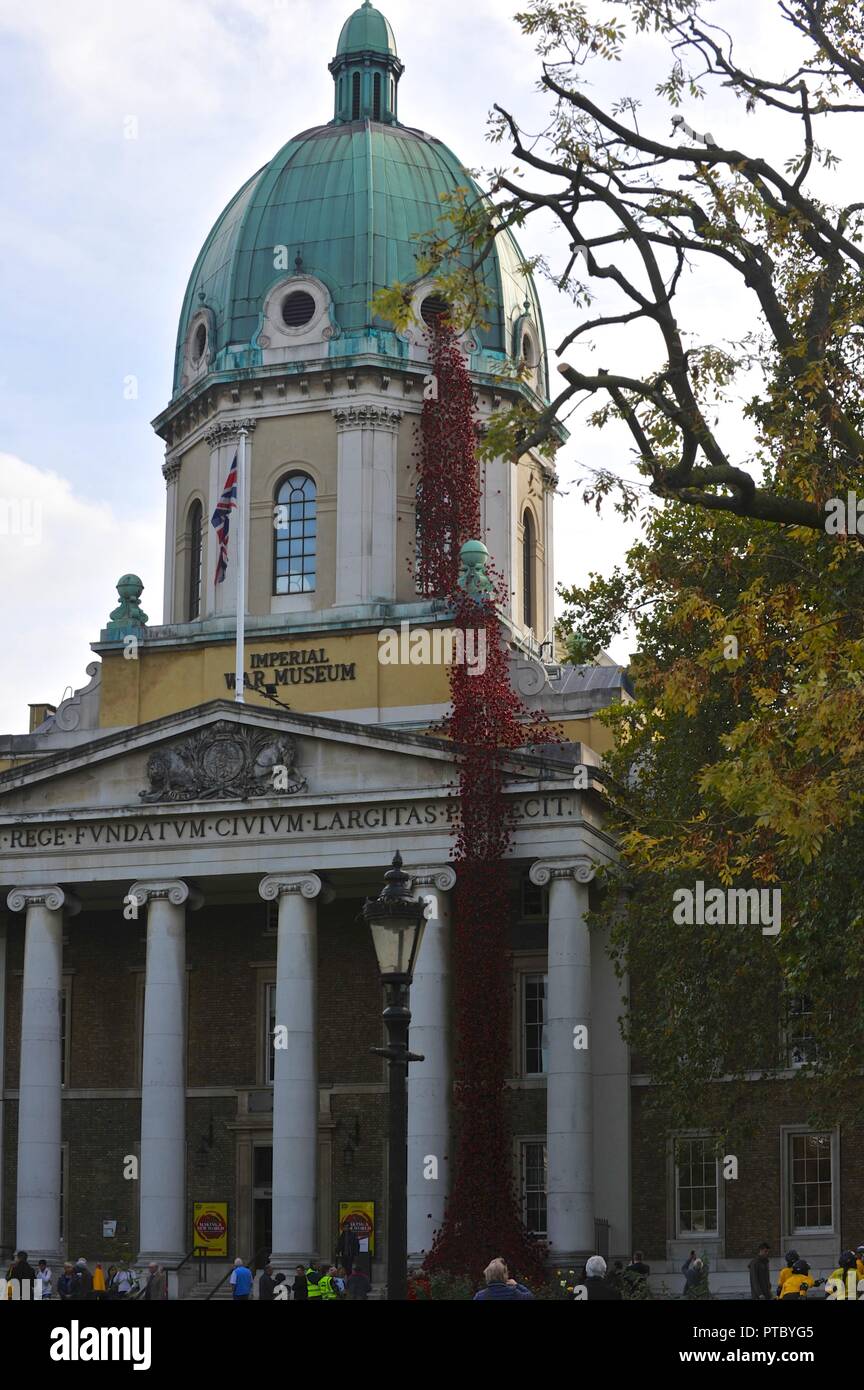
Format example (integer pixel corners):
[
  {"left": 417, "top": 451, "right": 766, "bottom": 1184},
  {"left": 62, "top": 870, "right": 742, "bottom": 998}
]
[
  {"left": 281, "top": 291, "right": 317, "bottom": 328},
  {"left": 421, "top": 294, "right": 450, "bottom": 328},
  {"left": 193, "top": 322, "right": 207, "bottom": 361}
]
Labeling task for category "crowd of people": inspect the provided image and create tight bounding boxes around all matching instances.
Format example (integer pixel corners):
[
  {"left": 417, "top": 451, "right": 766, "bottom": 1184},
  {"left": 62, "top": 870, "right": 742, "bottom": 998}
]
[
  {"left": 9, "top": 1239, "right": 863, "bottom": 1301},
  {"left": 4, "top": 1251, "right": 168, "bottom": 1300},
  {"left": 230, "top": 1258, "right": 372, "bottom": 1300},
  {"left": 469, "top": 1242, "right": 864, "bottom": 1301}
]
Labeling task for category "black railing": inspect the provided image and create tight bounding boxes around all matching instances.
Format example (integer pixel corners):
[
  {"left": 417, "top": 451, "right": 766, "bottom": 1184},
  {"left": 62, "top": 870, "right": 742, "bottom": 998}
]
[{"left": 204, "top": 1245, "right": 271, "bottom": 1300}]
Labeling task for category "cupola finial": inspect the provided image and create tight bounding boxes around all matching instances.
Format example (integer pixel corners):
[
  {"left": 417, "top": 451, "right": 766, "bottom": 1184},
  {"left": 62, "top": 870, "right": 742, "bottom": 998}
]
[{"left": 330, "top": 4, "right": 403, "bottom": 125}]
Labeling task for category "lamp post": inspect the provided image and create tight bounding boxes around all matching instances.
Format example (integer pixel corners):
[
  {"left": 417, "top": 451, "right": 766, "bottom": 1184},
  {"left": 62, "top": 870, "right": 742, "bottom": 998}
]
[{"left": 363, "top": 851, "right": 427, "bottom": 1301}]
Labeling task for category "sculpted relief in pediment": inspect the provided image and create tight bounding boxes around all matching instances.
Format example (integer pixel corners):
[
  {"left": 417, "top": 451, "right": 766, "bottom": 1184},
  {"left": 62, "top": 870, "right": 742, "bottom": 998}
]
[{"left": 139, "top": 720, "right": 306, "bottom": 803}]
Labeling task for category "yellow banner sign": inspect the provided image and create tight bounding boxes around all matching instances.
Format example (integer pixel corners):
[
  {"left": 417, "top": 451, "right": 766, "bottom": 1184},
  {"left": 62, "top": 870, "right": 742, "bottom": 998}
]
[
  {"left": 193, "top": 1202, "right": 228, "bottom": 1256},
  {"left": 339, "top": 1201, "right": 375, "bottom": 1254}
]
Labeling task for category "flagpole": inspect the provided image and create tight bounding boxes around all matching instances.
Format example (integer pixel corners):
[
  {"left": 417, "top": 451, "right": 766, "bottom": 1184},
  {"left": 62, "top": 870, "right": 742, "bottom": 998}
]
[{"left": 234, "top": 429, "right": 247, "bottom": 703}]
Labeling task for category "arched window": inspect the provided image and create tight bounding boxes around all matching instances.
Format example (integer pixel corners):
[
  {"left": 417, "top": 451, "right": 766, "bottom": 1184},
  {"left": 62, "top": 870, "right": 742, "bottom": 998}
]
[
  {"left": 274, "top": 472, "right": 317, "bottom": 595},
  {"left": 522, "top": 509, "right": 536, "bottom": 630},
  {"left": 351, "top": 72, "right": 361, "bottom": 120},
  {"left": 373, "top": 73, "right": 382, "bottom": 120},
  {"left": 186, "top": 500, "right": 203, "bottom": 621}
]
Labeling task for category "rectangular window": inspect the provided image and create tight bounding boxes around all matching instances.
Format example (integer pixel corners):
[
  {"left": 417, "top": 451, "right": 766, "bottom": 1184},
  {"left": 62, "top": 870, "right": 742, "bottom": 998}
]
[
  {"left": 785, "top": 995, "right": 819, "bottom": 1067},
  {"left": 790, "top": 1132, "right": 833, "bottom": 1231},
  {"left": 264, "top": 981, "right": 277, "bottom": 1086},
  {"left": 675, "top": 1137, "right": 719, "bottom": 1236},
  {"left": 522, "top": 973, "right": 548, "bottom": 1075},
  {"left": 520, "top": 876, "right": 548, "bottom": 921},
  {"left": 60, "top": 984, "right": 70, "bottom": 1087},
  {"left": 520, "top": 1140, "right": 547, "bottom": 1236},
  {"left": 59, "top": 1142, "right": 69, "bottom": 1247}
]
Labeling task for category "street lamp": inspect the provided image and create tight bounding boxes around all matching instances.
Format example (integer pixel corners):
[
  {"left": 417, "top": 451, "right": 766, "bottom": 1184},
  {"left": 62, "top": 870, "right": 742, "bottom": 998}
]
[{"left": 363, "top": 851, "right": 427, "bottom": 1301}]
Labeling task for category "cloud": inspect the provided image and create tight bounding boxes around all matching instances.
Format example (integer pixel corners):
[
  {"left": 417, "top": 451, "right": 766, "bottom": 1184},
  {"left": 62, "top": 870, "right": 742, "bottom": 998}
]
[{"left": 0, "top": 454, "right": 163, "bottom": 735}]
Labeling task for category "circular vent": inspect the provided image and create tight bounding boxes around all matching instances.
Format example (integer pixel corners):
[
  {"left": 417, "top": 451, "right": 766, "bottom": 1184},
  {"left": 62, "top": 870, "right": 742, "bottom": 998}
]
[
  {"left": 281, "top": 291, "right": 317, "bottom": 328},
  {"left": 193, "top": 322, "right": 207, "bottom": 361},
  {"left": 420, "top": 294, "right": 450, "bottom": 327}
]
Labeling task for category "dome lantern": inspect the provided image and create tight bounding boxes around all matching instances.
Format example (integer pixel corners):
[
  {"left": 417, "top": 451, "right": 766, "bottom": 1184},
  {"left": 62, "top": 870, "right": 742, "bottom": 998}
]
[{"left": 329, "top": 2, "right": 404, "bottom": 125}]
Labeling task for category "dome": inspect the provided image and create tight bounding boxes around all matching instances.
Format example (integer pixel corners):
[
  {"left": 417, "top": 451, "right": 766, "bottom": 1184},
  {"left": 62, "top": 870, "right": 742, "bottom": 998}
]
[
  {"left": 170, "top": 5, "right": 548, "bottom": 404},
  {"left": 336, "top": 1, "right": 397, "bottom": 57}
]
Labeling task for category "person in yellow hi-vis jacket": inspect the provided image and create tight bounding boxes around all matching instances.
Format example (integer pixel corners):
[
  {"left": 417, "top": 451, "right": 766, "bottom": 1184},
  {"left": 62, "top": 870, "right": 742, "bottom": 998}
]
[
  {"left": 780, "top": 1259, "right": 814, "bottom": 1299},
  {"left": 827, "top": 1251, "right": 858, "bottom": 1298},
  {"left": 775, "top": 1249, "right": 799, "bottom": 1298}
]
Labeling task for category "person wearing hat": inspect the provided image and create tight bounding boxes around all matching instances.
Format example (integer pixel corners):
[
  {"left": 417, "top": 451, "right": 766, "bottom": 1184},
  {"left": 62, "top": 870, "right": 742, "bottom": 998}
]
[{"left": 828, "top": 1251, "right": 859, "bottom": 1298}]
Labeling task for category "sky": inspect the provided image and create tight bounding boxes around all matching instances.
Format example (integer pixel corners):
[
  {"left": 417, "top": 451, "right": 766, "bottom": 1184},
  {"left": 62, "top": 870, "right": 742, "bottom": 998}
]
[{"left": 0, "top": 0, "right": 847, "bottom": 733}]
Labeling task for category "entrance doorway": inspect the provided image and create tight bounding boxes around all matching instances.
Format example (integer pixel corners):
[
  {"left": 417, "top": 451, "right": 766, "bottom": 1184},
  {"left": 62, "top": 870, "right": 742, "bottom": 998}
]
[{"left": 252, "top": 1143, "right": 273, "bottom": 1260}]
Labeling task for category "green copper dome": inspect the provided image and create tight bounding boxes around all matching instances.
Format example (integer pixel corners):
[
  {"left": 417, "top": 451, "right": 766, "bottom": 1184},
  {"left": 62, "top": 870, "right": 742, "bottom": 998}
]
[
  {"left": 336, "top": 1, "right": 397, "bottom": 57},
  {"left": 168, "top": 4, "right": 548, "bottom": 406}
]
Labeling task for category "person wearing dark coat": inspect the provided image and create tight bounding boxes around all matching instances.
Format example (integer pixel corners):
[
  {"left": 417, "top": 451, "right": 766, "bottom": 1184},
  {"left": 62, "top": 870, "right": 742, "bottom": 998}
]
[
  {"left": 336, "top": 1226, "right": 361, "bottom": 1276},
  {"left": 473, "top": 1257, "right": 533, "bottom": 1300},
  {"left": 682, "top": 1253, "right": 704, "bottom": 1297},
  {"left": 748, "top": 1243, "right": 772, "bottom": 1300},
  {"left": 9, "top": 1251, "right": 36, "bottom": 1293},
  {"left": 578, "top": 1255, "right": 622, "bottom": 1300},
  {"left": 258, "top": 1265, "right": 280, "bottom": 1301},
  {"left": 346, "top": 1267, "right": 371, "bottom": 1300},
  {"left": 292, "top": 1266, "right": 308, "bottom": 1300}
]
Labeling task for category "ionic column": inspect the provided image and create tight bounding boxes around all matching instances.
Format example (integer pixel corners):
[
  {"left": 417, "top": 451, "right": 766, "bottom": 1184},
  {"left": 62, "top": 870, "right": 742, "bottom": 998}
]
[
  {"left": 259, "top": 874, "right": 324, "bottom": 1265},
  {"left": 529, "top": 857, "right": 596, "bottom": 1258},
  {"left": 129, "top": 879, "right": 201, "bottom": 1263},
  {"left": 406, "top": 865, "right": 455, "bottom": 1262},
  {"left": 7, "top": 885, "right": 80, "bottom": 1260}
]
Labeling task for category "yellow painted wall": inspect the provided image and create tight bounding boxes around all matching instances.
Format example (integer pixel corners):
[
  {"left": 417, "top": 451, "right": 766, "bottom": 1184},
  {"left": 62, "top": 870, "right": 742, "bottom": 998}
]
[{"left": 100, "top": 628, "right": 453, "bottom": 729}]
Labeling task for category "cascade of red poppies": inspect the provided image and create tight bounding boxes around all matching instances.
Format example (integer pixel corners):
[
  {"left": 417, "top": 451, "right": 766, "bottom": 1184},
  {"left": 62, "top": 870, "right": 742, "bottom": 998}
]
[{"left": 414, "top": 321, "right": 551, "bottom": 1282}]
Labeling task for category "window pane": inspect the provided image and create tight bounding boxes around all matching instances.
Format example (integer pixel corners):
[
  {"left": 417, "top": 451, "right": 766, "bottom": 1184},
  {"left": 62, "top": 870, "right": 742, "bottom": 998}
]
[
  {"left": 790, "top": 1133, "right": 832, "bottom": 1230},
  {"left": 676, "top": 1138, "right": 719, "bottom": 1236}
]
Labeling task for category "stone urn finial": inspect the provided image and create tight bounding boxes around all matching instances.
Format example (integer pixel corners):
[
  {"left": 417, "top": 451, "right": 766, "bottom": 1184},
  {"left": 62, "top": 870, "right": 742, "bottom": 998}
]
[
  {"left": 457, "top": 540, "right": 493, "bottom": 598},
  {"left": 106, "top": 574, "right": 149, "bottom": 637}
]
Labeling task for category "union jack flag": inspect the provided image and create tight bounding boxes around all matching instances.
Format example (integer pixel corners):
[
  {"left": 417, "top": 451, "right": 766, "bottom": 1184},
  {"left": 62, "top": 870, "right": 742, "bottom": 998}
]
[{"left": 211, "top": 454, "right": 237, "bottom": 584}]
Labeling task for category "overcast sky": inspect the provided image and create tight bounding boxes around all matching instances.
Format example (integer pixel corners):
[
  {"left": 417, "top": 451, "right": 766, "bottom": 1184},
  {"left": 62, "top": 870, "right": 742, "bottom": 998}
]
[{"left": 0, "top": 0, "right": 848, "bottom": 733}]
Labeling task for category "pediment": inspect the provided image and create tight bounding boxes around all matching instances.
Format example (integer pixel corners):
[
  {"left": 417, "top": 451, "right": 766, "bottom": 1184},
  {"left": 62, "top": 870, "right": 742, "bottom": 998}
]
[{"left": 0, "top": 701, "right": 469, "bottom": 818}]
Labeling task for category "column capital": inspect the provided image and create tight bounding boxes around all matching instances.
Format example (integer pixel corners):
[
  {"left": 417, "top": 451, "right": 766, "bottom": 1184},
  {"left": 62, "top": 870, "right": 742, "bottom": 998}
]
[
  {"left": 129, "top": 880, "right": 203, "bottom": 910},
  {"left": 529, "top": 857, "right": 596, "bottom": 887},
  {"left": 205, "top": 418, "right": 258, "bottom": 448},
  {"left": 259, "top": 873, "right": 324, "bottom": 903},
  {"left": 332, "top": 405, "right": 402, "bottom": 434},
  {"left": 161, "top": 459, "right": 181, "bottom": 484},
  {"left": 7, "top": 886, "right": 81, "bottom": 916},
  {"left": 408, "top": 865, "right": 456, "bottom": 892}
]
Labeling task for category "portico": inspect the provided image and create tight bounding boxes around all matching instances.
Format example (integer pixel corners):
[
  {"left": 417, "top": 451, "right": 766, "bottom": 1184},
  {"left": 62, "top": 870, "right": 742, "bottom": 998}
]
[{"left": 0, "top": 700, "right": 629, "bottom": 1275}]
